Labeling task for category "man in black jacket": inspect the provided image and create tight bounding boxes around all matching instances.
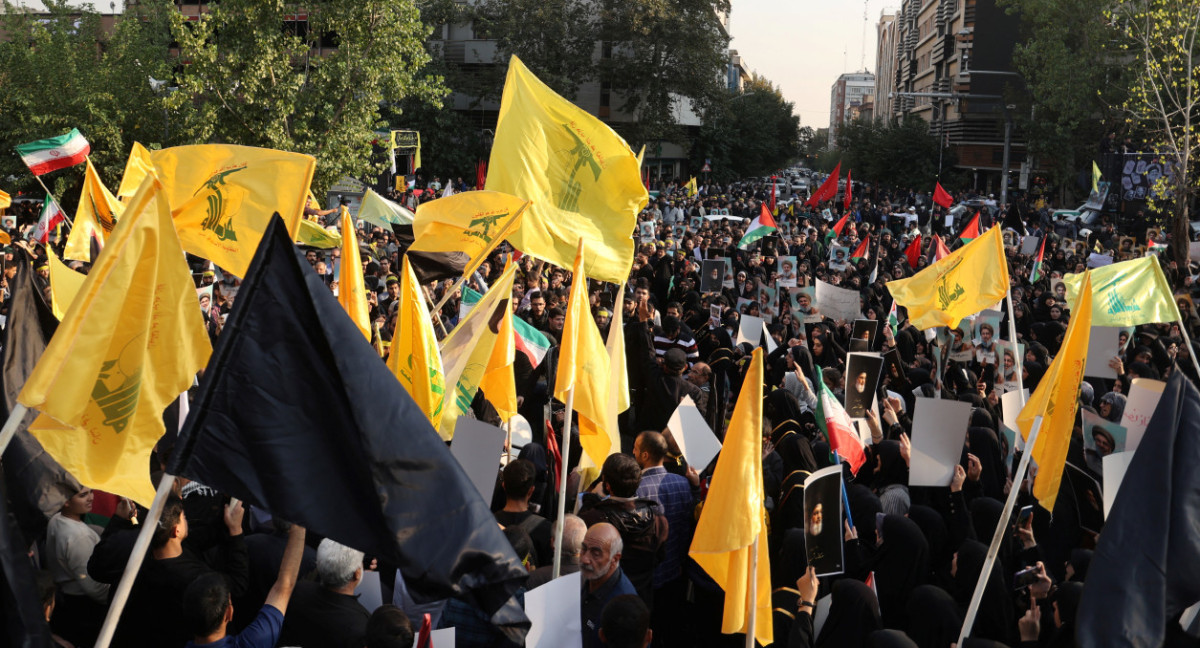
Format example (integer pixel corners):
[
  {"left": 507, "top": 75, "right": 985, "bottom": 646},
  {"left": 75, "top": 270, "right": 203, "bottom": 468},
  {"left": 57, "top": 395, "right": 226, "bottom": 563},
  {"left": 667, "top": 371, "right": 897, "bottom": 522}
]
[{"left": 630, "top": 299, "right": 706, "bottom": 432}]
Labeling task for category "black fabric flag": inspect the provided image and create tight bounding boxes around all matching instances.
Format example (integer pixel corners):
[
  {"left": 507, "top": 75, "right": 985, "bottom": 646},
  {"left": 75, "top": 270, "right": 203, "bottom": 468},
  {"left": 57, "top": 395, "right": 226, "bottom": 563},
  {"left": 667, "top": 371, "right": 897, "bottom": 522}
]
[
  {"left": 1003, "top": 202, "right": 1028, "bottom": 236},
  {"left": 391, "top": 223, "right": 468, "bottom": 283},
  {"left": 0, "top": 463, "right": 51, "bottom": 648},
  {"left": 169, "top": 217, "right": 529, "bottom": 640},
  {"left": 1077, "top": 370, "right": 1200, "bottom": 646},
  {"left": 0, "top": 248, "right": 80, "bottom": 544}
]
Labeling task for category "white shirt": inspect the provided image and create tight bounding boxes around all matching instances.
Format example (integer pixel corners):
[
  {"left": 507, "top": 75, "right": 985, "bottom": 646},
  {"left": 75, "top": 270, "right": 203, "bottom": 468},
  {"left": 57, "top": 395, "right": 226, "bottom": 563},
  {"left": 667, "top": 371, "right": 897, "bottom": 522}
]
[{"left": 45, "top": 513, "right": 109, "bottom": 602}]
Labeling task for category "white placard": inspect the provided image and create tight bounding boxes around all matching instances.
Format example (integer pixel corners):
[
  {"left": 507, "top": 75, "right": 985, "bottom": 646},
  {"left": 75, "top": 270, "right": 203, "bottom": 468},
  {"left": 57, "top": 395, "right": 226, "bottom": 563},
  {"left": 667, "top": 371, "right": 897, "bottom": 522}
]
[
  {"left": 1120, "top": 378, "right": 1166, "bottom": 453},
  {"left": 1102, "top": 451, "right": 1135, "bottom": 519},
  {"left": 666, "top": 395, "right": 722, "bottom": 471},
  {"left": 354, "top": 569, "right": 383, "bottom": 613},
  {"left": 1001, "top": 389, "right": 1029, "bottom": 449},
  {"left": 1020, "top": 235, "right": 1040, "bottom": 256},
  {"left": 1084, "top": 326, "right": 1122, "bottom": 379},
  {"left": 813, "top": 594, "right": 834, "bottom": 637},
  {"left": 909, "top": 397, "right": 973, "bottom": 487},
  {"left": 525, "top": 572, "right": 582, "bottom": 648},
  {"left": 1087, "top": 253, "right": 1114, "bottom": 268},
  {"left": 450, "top": 418, "right": 508, "bottom": 502},
  {"left": 762, "top": 322, "right": 778, "bottom": 353},
  {"left": 815, "top": 279, "right": 862, "bottom": 323},
  {"left": 411, "top": 628, "right": 456, "bottom": 648},
  {"left": 737, "top": 314, "right": 765, "bottom": 348}
]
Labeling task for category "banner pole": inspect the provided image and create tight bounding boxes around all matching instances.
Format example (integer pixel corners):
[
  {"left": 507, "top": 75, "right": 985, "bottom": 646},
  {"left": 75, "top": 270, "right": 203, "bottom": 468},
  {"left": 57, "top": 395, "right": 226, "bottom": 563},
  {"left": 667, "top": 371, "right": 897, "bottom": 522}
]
[
  {"left": 421, "top": 285, "right": 448, "bottom": 337},
  {"left": 1006, "top": 285, "right": 1026, "bottom": 399},
  {"left": 1174, "top": 317, "right": 1200, "bottom": 380},
  {"left": 431, "top": 274, "right": 469, "bottom": 315},
  {"left": 744, "top": 531, "right": 759, "bottom": 648},
  {"left": 94, "top": 473, "right": 178, "bottom": 648},
  {"left": 552, "top": 387, "right": 575, "bottom": 580},
  {"left": 0, "top": 403, "right": 28, "bottom": 457},
  {"left": 957, "top": 416, "right": 1042, "bottom": 645}
]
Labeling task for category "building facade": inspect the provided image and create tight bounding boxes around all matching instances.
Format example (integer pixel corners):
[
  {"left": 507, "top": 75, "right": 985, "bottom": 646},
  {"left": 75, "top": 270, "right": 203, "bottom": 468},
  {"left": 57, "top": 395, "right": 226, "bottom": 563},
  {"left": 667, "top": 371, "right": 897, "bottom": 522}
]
[
  {"left": 874, "top": 11, "right": 898, "bottom": 119},
  {"left": 828, "top": 72, "right": 876, "bottom": 148}
]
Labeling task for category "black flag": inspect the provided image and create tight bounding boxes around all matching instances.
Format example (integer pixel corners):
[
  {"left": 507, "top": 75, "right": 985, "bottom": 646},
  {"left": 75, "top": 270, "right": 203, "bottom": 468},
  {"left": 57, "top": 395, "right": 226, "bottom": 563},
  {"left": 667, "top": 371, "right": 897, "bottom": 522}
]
[
  {"left": 169, "top": 217, "right": 529, "bottom": 641},
  {"left": 1077, "top": 371, "right": 1200, "bottom": 646},
  {"left": 0, "top": 463, "right": 51, "bottom": 648},
  {"left": 391, "top": 223, "right": 468, "bottom": 283},
  {"left": 0, "top": 248, "right": 80, "bottom": 543}
]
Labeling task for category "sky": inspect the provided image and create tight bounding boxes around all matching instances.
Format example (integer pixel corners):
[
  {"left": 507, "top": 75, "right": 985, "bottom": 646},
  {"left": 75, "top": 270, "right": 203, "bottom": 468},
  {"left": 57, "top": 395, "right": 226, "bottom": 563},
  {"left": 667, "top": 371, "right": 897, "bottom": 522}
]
[{"left": 728, "top": 0, "right": 894, "bottom": 130}]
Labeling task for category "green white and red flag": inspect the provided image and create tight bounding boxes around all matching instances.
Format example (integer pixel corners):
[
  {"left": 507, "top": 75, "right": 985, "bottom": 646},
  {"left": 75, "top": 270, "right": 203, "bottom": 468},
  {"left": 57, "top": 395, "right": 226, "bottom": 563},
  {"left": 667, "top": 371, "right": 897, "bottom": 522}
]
[
  {"left": 15, "top": 129, "right": 90, "bottom": 176},
  {"left": 814, "top": 365, "right": 866, "bottom": 474}
]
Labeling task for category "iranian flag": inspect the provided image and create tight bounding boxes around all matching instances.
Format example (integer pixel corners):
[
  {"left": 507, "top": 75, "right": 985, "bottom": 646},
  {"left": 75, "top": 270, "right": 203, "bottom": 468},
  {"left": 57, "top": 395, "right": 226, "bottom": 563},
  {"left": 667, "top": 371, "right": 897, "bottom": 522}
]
[
  {"left": 514, "top": 316, "right": 550, "bottom": 368},
  {"left": 15, "top": 129, "right": 90, "bottom": 176},
  {"left": 814, "top": 365, "right": 866, "bottom": 474},
  {"left": 1029, "top": 236, "right": 1046, "bottom": 283},
  {"left": 31, "top": 196, "right": 66, "bottom": 244},
  {"left": 959, "top": 211, "right": 981, "bottom": 242},
  {"left": 737, "top": 203, "right": 777, "bottom": 249},
  {"left": 851, "top": 235, "right": 870, "bottom": 262}
]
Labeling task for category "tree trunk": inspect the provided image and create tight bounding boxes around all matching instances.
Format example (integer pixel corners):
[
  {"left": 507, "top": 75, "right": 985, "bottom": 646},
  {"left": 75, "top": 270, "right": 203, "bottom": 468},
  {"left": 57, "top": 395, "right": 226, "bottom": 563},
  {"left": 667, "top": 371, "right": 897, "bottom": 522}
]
[{"left": 1173, "top": 195, "right": 1190, "bottom": 276}]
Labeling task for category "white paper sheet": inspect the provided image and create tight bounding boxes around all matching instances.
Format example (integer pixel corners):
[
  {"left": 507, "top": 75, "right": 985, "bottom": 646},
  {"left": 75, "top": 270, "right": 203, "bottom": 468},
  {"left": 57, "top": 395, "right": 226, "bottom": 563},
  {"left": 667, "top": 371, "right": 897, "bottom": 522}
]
[
  {"left": 525, "top": 572, "right": 582, "bottom": 648},
  {"left": 1120, "top": 378, "right": 1166, "bottom": 453},
  {"left": 1102, "top": 451, "right": 1135, "bottom": 519},
  {"left": 908, "top": 397, "right": 973, "bottom": 487},
  {"left": 1084, "top": 326, "right": 1122, "bottom": 379},
  {"left": 815, "top": 279, "right": 862, "bottom": 323},
  {"left": 450, "top": 418, "right": 507, "bottom": 502},
  {"left": 667, "top": 395, "right": 722, "bottom": 471},
  {"left": 354, "top": 569, "right": 383, "bottom": 613},
  {"left": 737, "top": 314, "right": 765, "bottom": 348}
]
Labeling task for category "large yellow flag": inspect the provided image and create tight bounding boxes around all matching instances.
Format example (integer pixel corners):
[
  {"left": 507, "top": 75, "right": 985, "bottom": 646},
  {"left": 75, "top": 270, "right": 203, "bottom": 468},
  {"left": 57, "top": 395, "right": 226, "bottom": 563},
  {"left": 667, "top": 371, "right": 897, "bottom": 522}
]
[
  {"left": 46, "top": 248, "right": 86, "bottom": 320},
  {"left": 410, "top": 191, "right": 529, "bottom": 280},
  {"left": 295, "top": 218, "right": 341, "bottom": 248},
  {"left": 886, "top": 225, "right": 1010, "bottom": 330},
  {"left": 1016, "top": 272, "right": 1092, "bottom": 512},
  {"left": 594, "top": 287, "right": 630, "bottom": 467},
  {"left": 486, "top": 56, "right": 649, "bottom": 284},
  {"left": 0, "top": 189, "right": 11, "bottom": 210},
  {"left": 65, "top": 159, "right": 123, "bottom": 262},
  {"left": 116, "top": 142, "right": 154, "bottom": 202},
  {"left": 554, "top": 240, "right": 613, "bottom": 466},
  {"left": 338, "top": 212, "right": 371, "bottom": 341},
  {"left": 1063, "top": 255, "right": 1180, "bottom": 327},
  {"left": 478, "top": 264, "right": 518, "bottom": 420},
  {"left": 151, "top": 144, "right": 316, "bottom": 276},
  {"left": 387, "top": 257, "right": 446, "bottom": 431},
  {"left": 438, "top": 263, "right": 519, "bottom": 439},
  {"left": 20, "top": 176, "right": 211, "bottom": 505},
  {"left": 690, "top": 348, "right": 772, "bottom": 646}
]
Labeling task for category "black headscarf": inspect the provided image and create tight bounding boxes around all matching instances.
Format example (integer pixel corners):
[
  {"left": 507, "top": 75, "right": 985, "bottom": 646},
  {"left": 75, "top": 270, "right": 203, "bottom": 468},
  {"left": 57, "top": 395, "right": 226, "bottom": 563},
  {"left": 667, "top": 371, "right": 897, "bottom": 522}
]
[
  {"left": 966, "top": 427, "right": 1007, "bottom": 500},
  {"left": 846, "top": 484, "right": 883, "bottom": 548},
  {"left": 906, "top": 505, "right": 952, "bottom": 589},
  {"left": 816, "top": 579, "right": 883, "bottom": 648},
  {"left": 904, "top": 584, "right": 961, "bottom": 648},
  {"left": 1066, "top": 548, "right": 1092, "bottom": 582},
  {"left": 866, "top": 629, "right": 919, "bottom": 648},
  {"left": 953, "top": 540, "right": 1015, "bottom": 646},
  {"left": 871, "top": 515, "right": 930, "bottom": 630}
]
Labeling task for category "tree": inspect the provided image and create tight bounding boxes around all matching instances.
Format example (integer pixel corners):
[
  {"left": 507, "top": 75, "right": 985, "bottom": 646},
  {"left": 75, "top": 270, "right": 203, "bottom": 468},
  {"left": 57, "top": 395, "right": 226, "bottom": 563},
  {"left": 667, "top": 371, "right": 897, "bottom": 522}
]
[
  {"left": 690, "top": 76, "right": 801, "bottom": 182},
  {"left": 473, "top": 0, "right": 598, "bottom": 100},
  {"left": 835, "top": 116, "right": 955, "bottom": 190},
  {"left": 1108, "top": 0, "right": 1200, "bottom": 268},
  {"left": 166, "top": 0, "right": 446, "bottom": 193},
  {"left": 1002, "top": 0, "right": 1128, "bottom": 203}
]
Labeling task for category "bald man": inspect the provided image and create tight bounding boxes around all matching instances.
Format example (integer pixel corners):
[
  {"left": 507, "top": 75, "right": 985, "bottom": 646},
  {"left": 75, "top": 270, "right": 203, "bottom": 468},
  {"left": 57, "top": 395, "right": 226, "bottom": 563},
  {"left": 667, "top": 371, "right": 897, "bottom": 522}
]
[
  {"left": 526, "top": 515, "right": 586, "bottom": 590},
  {"left": 581, "top": 523, "right": 637, "bottom": 648}
]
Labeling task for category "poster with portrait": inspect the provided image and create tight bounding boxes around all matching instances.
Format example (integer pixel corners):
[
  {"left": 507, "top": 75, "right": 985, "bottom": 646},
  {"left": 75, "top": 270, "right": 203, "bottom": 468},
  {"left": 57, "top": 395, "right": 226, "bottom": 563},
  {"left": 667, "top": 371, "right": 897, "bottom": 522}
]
[
  {"left": 701, "top": 259, "right": 725, "bottom": 293},
  {"left": 1081, "top": 409, "right": 1128, "bottom": 473},
  {"left": 1049, "top": 278, "right": 1067, "bottom": 303},
  {"left": 757, "top": 285, "right": 777, "bottom": 315},
  {"left": 778, "top": 256, "right": 799, "bottom": 288},
  {"left": 844, "top": 353, "right": 884, "bottom": 419},
  {"left": 993, "top": 340, "right": 1025, "bottom": 392},
  {"left": 791, "top": 287, "right": 820, "bottom": 323},
  {"left": 973, "top": 310, "right": 1002, "bottom": 366},
  {"left": 196, "top": 284, "right": 214, "bottom": 317},
  {"left": 1117, "top": 236, "right": 1136, "bottom": 257},
  {"left": 803, "top": 465, "right": 845, "bottom": 577},
  {"left": 670, "top": 223, "right": 686, "bottom": 240},
  {"left": 948, "top": 319, "right": 974, "bottom": 363},
  {"left": 638, "top": 221, "right": 656, "bottom": 244},
  {"left": 722, "top": 257, "right": 735, "bottom": 289},
  {"left": 850, "top": 319, "right": 878, "bottom": 352},
  {"left": 689, "top": 215, "right": 703, "bottom": 230},
  {"left": 1063, "top": 462, "right": 1105, "bottom": 534},
  {"left": 829, "top": 246, "right": 850, "bottom": 272},
  {"left": 881, "top": 348, "right": 910, "bottom": 393}
]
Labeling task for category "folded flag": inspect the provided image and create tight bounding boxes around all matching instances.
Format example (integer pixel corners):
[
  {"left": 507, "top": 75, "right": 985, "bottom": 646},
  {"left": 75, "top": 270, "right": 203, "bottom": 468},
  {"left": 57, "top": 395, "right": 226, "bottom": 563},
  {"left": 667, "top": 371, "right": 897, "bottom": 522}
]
[
  {"left": 358, "top": 188, "right": 414, "bottom": 231},
  {"left": 410, "top": 190, "right": 528, "bottom": 280},
  {"left": 904, "top": 234, "right": 922, "bottom": 269},
  {"left": 807, "top": 162, "right": 840, "bottom": 207},
  {"left": 116, "top": 142, "right": 155, "bottom": 202},
  {"left": 931, "top": 234, "right": 951, "bottom": 262},
  {"left": 0, "top": 189, "right": 10, "bottom": 210},
  {"left": 65, "top": 159, "right": 122, "bottom": 262},
  {"left": 738, "top": 203, "right": 777, "bottom": 250},
  {"left": 15, "top": 129, "right": 90, "bottom": 176},
  {"left": 338, "top": 211, "right": 371, "bottom": 341},
  {"left": 959, "top": 212, "right": 980, "bottom": 242},
  {"left": 168, "top": 216, "right": 530, "bottom": 642},
  {"left": 46, "top": 248, "right": 85, "bottom": 321},
  {"left": 844, "top": 169, "right": 853, "bottom": 210},
  {"left": 851, "top": 235, "right": 870, "bottom": 263},
  {"left": 388, "top": 257, "right": 446, "bottom": 432},
  {"left": 295, "top": 219, "right": 341, "bottom": 249}
]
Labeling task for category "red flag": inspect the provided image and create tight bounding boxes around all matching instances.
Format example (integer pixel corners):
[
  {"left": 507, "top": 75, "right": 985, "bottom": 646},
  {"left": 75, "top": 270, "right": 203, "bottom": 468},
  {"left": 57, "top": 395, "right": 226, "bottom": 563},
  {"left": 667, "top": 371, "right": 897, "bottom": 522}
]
[
  {"left": 475, "top": 160, "right": 487, "bottom": 190},
  {"left": 905, "top": 234, "right": 923, "bottom": 269},
  {"left": 959, "top": 211, "right": 981, "bottom": 242},
  {"left": 933, "top": 182, "right": 953, "bottom": 209},
  {"left": 844, "top": 169, "right": 853, "bottom": 210},
  {"left": 806, "top": 162, "right": 841, "bottom": 207},
  {"left": 545, "top": 421, "right": 562, "bottom": 486},
  {"left": 931, "top": 234, "right": 951, "bottom": 261},
  {"left": 770, "top": 175, "right": 777, "bottom": 213}
]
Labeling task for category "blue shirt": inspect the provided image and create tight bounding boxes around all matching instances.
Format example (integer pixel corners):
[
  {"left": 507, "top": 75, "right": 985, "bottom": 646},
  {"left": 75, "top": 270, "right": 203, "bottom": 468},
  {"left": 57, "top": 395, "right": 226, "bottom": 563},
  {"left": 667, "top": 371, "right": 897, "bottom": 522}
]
[
  {"left": 581, "top": 567, "right": 637, "bottom": 648},
  {"left": 185, "top": 605, "right": 283, "bottom": 648},
  {"left": 636, "top": 466, "right": 694, "bottom": 587}
]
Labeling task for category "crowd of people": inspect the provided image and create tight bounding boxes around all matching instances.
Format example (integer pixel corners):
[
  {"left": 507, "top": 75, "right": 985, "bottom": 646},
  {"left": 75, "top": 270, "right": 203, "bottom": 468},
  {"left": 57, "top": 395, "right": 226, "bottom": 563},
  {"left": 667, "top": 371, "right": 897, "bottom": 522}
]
[{"left": 8, "top": 168, "right": 1200, "bottom": 648}]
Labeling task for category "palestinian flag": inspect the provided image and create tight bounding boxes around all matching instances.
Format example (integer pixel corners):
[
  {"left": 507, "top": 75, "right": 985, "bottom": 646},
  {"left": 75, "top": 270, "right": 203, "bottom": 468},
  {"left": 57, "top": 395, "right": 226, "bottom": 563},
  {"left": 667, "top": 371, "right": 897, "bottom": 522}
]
[
  {"left": 15, "top": 129, "right": 90, "bottom": 176},
  {"left": 514, "top": 316, "right": 550, "bottom": 369},
  {"left": 887, "top": 300, "right": 899, "bottom": 338},
  {"left": 1148, "top": 240, "right": 1169, "bottom": 256},
  {"left": 737, "top": 203, "right": 777, "bottom": 249},
  {"left": 814, "top": 365, "right": 866, "bottom": 474},
  {"left": 904, "top": 234, "right": 922, "bottom": 269},
  {"left": 825, "top": 211, "right": 850, "bottom": 245},
  {"left": 30, "top": 196, "right": 66, "bottom": 244},
  {"left": 1029, "top": 236, "right": 1046, "bottom": 283},
  {"left": 959, "top": 211, "right": 981, "bottom": 243},
  {"left": 931, "top": 234, "right": 951, "bottom": 262},
  {"left": 851, "top": 235, "right": 870, "bottom": 262}
]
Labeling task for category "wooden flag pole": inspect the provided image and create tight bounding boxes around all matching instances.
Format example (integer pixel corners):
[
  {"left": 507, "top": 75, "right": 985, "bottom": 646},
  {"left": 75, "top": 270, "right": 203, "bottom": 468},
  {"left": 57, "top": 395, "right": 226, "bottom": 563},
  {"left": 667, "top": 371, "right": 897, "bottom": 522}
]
[
  {"left": 551, "top": 387, "right": 575, "bottom": 580},
  {"left": 30, "top": 176, "right": 73, "bottom": 233},
  {"left": 431, "top": 274, "right": 469, "bottom": 316},
  {"left": 744, "top": 532, "right": 759, "bottom": 648},
  {"left": 94, "top": 473, "right": 177, "bottom": 648},
  {"left": 1005, "top": 285, "right": 1026, "bottom": 398},
  {"left": 957, "top": 416, "right": 1043, "bottom": 645},
  {"left": 0, "top": 403, "right": 28, "bottom": 457},
  {"left": 421, "top": 285, "right": 448, "bottom": 337}
]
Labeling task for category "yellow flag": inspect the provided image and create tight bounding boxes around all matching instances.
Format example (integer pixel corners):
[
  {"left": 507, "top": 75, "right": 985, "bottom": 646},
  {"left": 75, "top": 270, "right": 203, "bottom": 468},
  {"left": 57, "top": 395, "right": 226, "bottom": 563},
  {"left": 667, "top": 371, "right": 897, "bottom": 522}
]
[
  {"left": 438, "top": 263, "right": 519, "bottom": 439},
  {"left": 1092, "top": 161, "right": 1102, "bottom": 194},
  {"left": 295, "top": 218, "right": 341, "bottom": 248},
  {"left": 151, "top": 144, "right": 316, "bottom": 276},
  {"left": 1063, "top": 255, "right": 1180, "bottom": 327},
  {"left": 478, "top": 264, "right": 518, "bottom": 420},
  {"left": 0, "top": 189, "right": 11, "bottom": 210},
  {"left": 410, "top": 191, "right": 529, "bottom": 280},
  {"left": 46, "top": 247, "right": 86, "bottom": 320},
  {"left": 65, "top": 159, "right": 123, "bottom": 262},
  {"left": 886, "top": 226, "right": 1010, "bottom": 330},
  {"left": 116, "top": 142, "right": 155, "bottom": 202},
  {"left": 686, "top": 177, "right": 698, "bottom": 197},
  {"left": 1017, "top": 272, "right": 1092, "bottom": 512},
  {"left": 588, "top": 286, "right": 629, "bottom": 468},
  {"left": 387, "top": 257, "right": 446, "bottom": 431},
  {"left": 689, "top": 347, "right": 772, "bottom": 646},
  {"left": 554, "top": 240, "right": 612, "bottom": 466},
  {"left": 337, "top": 212, "right": 371, "bottom": 341},
  {"left": 486, "top": 56, "right": 648, "bottom": 284},
  {"left": 21, "top": 176, "right": 212, "bottom": 505}
]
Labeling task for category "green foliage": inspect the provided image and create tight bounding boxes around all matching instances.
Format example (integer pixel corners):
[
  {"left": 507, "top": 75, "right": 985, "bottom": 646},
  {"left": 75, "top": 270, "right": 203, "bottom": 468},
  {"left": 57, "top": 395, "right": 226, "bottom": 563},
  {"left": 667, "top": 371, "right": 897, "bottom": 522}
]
[
  {"left": 690, "top": 77, "right": 802, "bottom": 182},
  {"left": 167, "top": 0, "right": 446, "bottom": 194},
  {"left": 473, "top": 0, "right": 598, "bottom": 100},
  {"left": 835, "top": 116, "right": 957, "bottom": 189}
]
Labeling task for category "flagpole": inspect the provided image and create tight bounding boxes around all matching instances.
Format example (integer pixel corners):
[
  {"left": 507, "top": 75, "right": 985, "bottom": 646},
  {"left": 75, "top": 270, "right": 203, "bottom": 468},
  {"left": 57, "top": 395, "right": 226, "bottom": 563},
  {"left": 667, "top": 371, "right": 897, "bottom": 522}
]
[
  {"left": 421, "top": 285, "right": 449, "bottom": 337},
  {"left": 431, "top": 274, "right": 468, "bottom": 315},
  {"left": 1175, "top": 317, "right": 1200, "bottom": 381},
  {"left": 957, "top": 416, "right": 1043, "bottom": 645},
  {"left": 1005, "top": 286, "right": 1026, "bottom": 398},
  {"left": 0, "top": 403, "right": 28, "bottom": 457},
  {"left": 94, "top": 473, "right": 178, "bottom": 648},
  {"left": 505, "top": 417, "right": 514, "bottom": 464},
  {"left": 552, "top": 387, "right": 575, "bottom": 580},
  {"left": 744, "top": 531, "right": 759, "bottom": 648},
  {"left": 29, "top": 178, "right": 73, "bottom": 233}
]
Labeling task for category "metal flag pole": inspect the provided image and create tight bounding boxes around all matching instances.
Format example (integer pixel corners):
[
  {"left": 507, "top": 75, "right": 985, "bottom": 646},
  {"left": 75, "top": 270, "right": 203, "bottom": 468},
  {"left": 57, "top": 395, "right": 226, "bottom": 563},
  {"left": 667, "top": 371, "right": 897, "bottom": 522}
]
[
  {"left": 744, "top": 532, "right": 759, "bottom": 648},
  {"left": 551, "top": 387, "right": 575, "bottom": 580}
]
